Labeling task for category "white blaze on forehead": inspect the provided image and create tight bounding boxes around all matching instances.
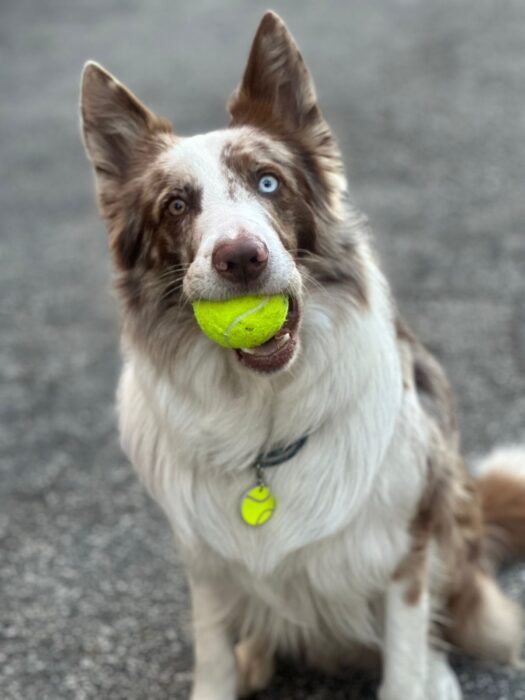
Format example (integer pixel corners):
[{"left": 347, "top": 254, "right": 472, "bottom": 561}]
[
  {"left": 159, "top": 129, "right": 233, "bottom": 201},
  {"left": 158, "top": 127, "right": 275, "bottom": 249},
  {"left": 158, "top": 126, "right": 295, "bottom": 203}
]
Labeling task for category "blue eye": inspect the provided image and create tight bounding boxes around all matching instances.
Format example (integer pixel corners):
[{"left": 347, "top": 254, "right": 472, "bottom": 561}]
[{"left": 258, "top": 174, "right": 280, "bottom": 194}]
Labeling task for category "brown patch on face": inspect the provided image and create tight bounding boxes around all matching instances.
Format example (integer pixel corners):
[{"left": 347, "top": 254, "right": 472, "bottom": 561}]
[
  {"left": 221, "top": 129, "right": 369, "bottom": 308},
  {"left": 107, "top": 170, "right": 203, "bottom": 359},
  {"left": 91, "top": 146, "right": 204, "bottom": 318},
  {"left": 227, "top": 112, "right": 339, "bottom": 228},
  {"left": 104, "top": 164, "right": 204, "bottom": 316},
  {"left": 221, "top": 137, "right": 316, "bottom": 255},
  {"left": 81, "top": 63, "right": 202, "bottom": 311}
]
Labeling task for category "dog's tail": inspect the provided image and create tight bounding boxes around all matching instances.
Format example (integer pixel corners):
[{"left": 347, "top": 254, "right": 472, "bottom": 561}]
[
  {"left": 476, "top": 445, "right": 525, "bottom": 569},
  {"left": 447, "top": 446, "right": 525, "bottom": 664}
]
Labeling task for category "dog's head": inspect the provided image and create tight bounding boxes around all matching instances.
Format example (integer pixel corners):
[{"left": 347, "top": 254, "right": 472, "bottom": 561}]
[{"left": 81, "top": 12, "right": 367, "bottom": 374}]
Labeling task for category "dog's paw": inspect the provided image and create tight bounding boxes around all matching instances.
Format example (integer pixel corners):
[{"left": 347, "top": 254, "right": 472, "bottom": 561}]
[
  {"left": 377, "top": 683, "right": 429, "bottom": 700},
  {"left": 190, "top": 689, "right": 235, "bottom": 700},
  {"left": 378, "top": 680, "right": 425, "bottom": 700},
  {"left": 235, "top": 638, "right": 274, "bottom": 697},
  {"left": 426, "top": 652, "right": 462, "bottom": 700}
]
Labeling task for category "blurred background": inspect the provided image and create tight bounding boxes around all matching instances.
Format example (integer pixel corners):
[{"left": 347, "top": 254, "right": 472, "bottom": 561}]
[{"left": 1, "top": 1, "right": 524, "bottom": 698}]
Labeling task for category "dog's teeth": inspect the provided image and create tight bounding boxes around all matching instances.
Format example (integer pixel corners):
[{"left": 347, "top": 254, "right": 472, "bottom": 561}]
[
  {"left": 240, "top": 333, "right": 291, "bottom": 358},
  {"left": 276, "top": 333, "right": 290, "bottom": 347}
]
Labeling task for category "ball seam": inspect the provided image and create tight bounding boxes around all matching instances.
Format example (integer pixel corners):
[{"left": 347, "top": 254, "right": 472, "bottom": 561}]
[{"left": 223, "top": 296, "right": 270, "bottom": 344}]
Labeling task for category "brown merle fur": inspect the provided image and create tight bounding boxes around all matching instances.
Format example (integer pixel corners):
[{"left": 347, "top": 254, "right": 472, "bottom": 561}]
[
  {"left": 396, "top": 317, "right": 524, "bottom": 662},
  {"left": 220, "top": 135, "right": 369, "bottom": 304},
  {"left": 81, "top": 13, "right": 525, "bottom": 667}
]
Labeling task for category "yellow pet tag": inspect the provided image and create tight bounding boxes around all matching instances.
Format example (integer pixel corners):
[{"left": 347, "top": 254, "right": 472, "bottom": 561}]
[{"left": 240, "top": 484, "right": 276, "bottom": 527}]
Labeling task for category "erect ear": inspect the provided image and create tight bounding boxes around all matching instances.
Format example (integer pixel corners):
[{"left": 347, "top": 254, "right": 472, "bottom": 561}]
[
  {"left": 229, "top": 12, "right": 346, "bottom": 218},
  {"left": 229, "top": 12, "right": 323, "bottom": 132},
  {"left": 80, "top": 61, "right": 170, "bottom": 181}
]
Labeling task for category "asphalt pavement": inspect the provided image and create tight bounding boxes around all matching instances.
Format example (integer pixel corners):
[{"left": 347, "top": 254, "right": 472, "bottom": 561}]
[{"left": 1, "top": 1, "right": 525, "bottom": 698}]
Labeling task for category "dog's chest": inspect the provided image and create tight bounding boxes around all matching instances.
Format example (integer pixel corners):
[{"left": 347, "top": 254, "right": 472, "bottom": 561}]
[
  {"left": 169, "top": 443, "right": 414, "bottom": 599},
  {"left": 193, "top": 494, "right": 410, "bottom": 654},
  {"left": 164, "top": 435, "right": 404, "bottom": 579},
  {"left": 121, "top": 362, "right": 422, "bottom": 581},
  {"left": 120, "top": 348, "right": 423, "bottom": 619}
]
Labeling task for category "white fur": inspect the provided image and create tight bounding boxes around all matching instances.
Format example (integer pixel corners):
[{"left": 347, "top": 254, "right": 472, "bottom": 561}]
[
  {"left": 378, "top": 578, "right": 461, "bottom": 700},
  {"left": 379, "top": 578, "right": 430, "bottom": 700},
  {"left": 189, "top": 575, "right": 237, "bottom": 700},
  {"left": 118, "top": 225, "right": 442, "bottom": 696},
  {"left": 426, "top": 651, "right": 462, "bottom": 700}
]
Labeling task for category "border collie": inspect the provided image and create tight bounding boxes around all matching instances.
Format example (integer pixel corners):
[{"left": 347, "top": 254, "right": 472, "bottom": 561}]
[{"left": 80, "top": 12, "right": 525, "bottom": 700}]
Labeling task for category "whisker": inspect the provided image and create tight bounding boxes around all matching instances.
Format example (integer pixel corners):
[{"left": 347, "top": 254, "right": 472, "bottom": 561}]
[{"left": 158, "top": 278, "right": 185, "bottom": 304}]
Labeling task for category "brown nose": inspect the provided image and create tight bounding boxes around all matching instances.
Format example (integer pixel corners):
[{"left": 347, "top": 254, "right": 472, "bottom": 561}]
[{"left": 212, "top": 236, "right": 269, "bottom": 284}]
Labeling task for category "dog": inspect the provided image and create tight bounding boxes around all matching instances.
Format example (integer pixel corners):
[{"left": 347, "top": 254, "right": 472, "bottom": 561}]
[{"left": 80, "top": 11, "right": 525, "bottom": 700}]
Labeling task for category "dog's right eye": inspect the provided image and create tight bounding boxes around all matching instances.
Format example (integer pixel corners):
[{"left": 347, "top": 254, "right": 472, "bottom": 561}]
[
  {"left": 168, "top": 197, "right": 187, "bottom": 216},
  {"left": 258, "top": 173, "right": 280, "bottom": 195}
]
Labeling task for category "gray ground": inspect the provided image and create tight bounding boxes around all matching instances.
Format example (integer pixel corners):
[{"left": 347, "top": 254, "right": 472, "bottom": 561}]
[{"left": 1, "top": 0, "right": 525, "bottom": 698}]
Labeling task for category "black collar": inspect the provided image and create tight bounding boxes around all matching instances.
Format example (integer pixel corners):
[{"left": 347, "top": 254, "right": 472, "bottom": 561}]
[{"left": 256, "top": 436, "right": 308, "bottom": 469}]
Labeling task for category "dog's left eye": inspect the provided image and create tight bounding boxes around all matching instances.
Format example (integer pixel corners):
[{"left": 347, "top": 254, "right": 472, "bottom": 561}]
[
  {"left": 258, "top": 174, "right": 279, "bottom": 195},
  {"left": 168, "top": 197, "right": 187, "bottom": 216}
]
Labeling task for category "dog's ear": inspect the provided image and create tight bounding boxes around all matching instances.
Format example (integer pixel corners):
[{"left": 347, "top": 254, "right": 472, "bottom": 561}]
[
  {"left": 229, "top": 12, "right": 322, "bottom": 132},
  {"left": 80, "top": 62, "right": 170, "bottom": 181},
  {"left": 230, "top": 12, "right": 346, "bottom": 218}
]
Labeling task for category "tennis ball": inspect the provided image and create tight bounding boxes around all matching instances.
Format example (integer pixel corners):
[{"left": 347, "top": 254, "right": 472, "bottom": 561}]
[
  {"left": 240, "top": 485, "right": 277, "bottom": 526},
  {"left": 192, "top": 294, "right": 289, "bottom": 349}
]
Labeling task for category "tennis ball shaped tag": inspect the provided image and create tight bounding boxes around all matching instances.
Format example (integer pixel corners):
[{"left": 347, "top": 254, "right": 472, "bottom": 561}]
[
  {"left": 241, "top": 485, "right": 277, "bottom": 526},
  {"left": 192, "top": 294, "right": 288, "bottom": 349}
]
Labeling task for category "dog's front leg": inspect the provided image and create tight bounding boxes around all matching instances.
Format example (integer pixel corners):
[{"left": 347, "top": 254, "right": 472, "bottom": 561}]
[
  {"left": 189, "top": 575, "right": 237, "bottom": 700},
  {"left": 378, "top": 574, "right": 462, "bottom": 700},
  {"left": 378, "top": 577, "right": 430, "bottom": 700}
]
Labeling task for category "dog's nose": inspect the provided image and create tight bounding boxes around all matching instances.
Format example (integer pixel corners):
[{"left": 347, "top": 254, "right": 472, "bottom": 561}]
[{"left": 212, "top": 236, "right": 269, "bottom": 284}]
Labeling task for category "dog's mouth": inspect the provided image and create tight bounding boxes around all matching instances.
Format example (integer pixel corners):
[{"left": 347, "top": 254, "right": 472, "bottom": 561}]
[{"left": 235, "top": 297, "right": 300, "bottom": 373}]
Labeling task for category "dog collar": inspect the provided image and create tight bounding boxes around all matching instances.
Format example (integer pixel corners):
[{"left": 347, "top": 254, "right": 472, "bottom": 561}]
[
  {"left": 256, "top": 435, "right": 308, "bottom": 469},
  {"left": 240, "top": 435, "right": 308, "bottom": 527}
]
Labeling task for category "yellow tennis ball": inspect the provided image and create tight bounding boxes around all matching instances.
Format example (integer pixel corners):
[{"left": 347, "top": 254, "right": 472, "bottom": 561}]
[
  {"left": 240, "top": 485, "right": 277, "bottom": 527},
  {"left": 192, "top": 294, "right": 289, "bottom": 349}
]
